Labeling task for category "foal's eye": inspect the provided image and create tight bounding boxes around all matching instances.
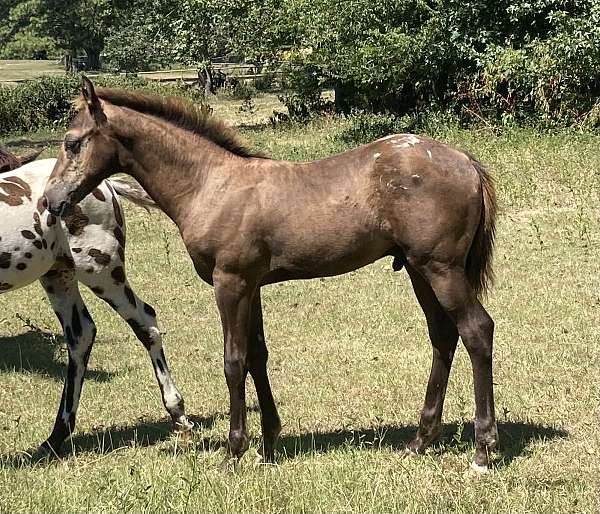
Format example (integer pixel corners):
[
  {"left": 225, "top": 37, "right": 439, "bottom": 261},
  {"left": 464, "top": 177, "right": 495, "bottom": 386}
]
[{"left": 64, "top": 138, "right": 81, "bottom": 154}]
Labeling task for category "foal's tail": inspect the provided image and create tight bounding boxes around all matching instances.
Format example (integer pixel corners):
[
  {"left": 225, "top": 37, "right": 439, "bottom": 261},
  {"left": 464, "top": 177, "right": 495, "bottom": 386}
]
[
  {"left": 108, "top": 177, "right": 158, "bottom": 210},
  {"left": 466, "top": 159, "right": 497, "bottom": 298}
]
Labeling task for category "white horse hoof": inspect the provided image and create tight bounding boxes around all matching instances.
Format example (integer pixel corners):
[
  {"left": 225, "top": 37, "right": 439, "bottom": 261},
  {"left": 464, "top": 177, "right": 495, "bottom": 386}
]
[{"left": 470, "top": 461, "right": 489, "bottom": 474}]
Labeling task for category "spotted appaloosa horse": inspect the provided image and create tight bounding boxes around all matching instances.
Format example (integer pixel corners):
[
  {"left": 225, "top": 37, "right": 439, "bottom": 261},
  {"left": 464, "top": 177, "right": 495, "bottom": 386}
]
[
  {"left": 45, "top": 78, "right": 499, "bottom": 472},
  {"left": 0, "top": 157, "right": 192, "bottom": 457}
]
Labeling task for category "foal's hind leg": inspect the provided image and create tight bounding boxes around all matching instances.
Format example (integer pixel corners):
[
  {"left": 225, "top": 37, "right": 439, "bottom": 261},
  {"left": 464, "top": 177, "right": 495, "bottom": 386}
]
[
  {"left": 248, "top": 290, "right": 281, "bottom": 462},
  {"left": 405, "top": 264, "right": 459, "bottom": 455},
  {"left": 84, "top": 275, "right": 193, "bottom": 434},
  {"left": 38, "top": 268, "right": 97, "bottom": 455},
  {"left": 416, "top": 262, "right": 497, "bottom": 471}
]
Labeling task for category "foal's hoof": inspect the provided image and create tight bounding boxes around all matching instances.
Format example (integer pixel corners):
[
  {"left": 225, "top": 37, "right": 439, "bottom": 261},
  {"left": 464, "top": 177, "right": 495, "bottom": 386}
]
[
  {"left": 469, "top": 461, "right": 489, "bottom": 474},
  {"left": 173, "top": 416, "right": 194, "bottom": 434},
  {"left": 172, "top": 417, "right": 194, "bottom": 444},
  {"left": 402, "top": 447, "right": 419, "bottom": 459},
  {"left": 30, "top": 443, "right": 60, "bottom": 463},
  {"left": 254, "top": 448, "right": 277, "bottom": 467},
  {"left": 402, "top": 437, "right": 425, "bottom": 458}
]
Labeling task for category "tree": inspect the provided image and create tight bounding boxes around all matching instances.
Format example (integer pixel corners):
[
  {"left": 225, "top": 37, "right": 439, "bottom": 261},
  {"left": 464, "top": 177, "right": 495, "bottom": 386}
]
[
  {"left": 42, "top": 0, "right": 119, "bottom": 70},
  {"left": 229, "top": 0, "right": 298, "bottom": 71},
  {"left": 103, "top": 0, "right": 176, "bottom": 72},
  {"left": 166, "top": 0, "right": 241, "bottom": 93},
  {"left": 0, "top": 0, "right": 59, "bottom": 59},
  {"left": 1, "top": 0, "right": 123, "bottom": 69}
]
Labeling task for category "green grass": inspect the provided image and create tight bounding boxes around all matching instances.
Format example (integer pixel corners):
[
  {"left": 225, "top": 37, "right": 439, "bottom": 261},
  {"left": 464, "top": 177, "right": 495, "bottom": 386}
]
[
  {"left": 0, "top": 112, "right": 598, "bottom": 512},
  {"left": 0, "top": 60, "right": 64, "bottom": 82}
]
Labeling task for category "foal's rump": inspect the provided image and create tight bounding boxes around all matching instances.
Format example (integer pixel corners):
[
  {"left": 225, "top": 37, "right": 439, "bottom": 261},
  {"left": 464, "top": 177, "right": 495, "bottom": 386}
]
[{"left": 368, "top": 135, "right": 490, "bottom": 276}]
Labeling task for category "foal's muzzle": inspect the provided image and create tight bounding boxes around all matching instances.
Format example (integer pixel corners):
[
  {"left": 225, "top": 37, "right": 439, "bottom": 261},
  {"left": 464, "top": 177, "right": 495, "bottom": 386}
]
[{"left": 44, "top": 184, "right": 75, "bottom": 217}]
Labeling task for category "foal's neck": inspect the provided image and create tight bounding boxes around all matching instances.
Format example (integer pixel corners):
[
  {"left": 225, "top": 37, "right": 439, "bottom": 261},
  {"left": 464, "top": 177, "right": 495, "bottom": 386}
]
[{"left": 113, "top": 109, "right": 234, "bottom": 225}]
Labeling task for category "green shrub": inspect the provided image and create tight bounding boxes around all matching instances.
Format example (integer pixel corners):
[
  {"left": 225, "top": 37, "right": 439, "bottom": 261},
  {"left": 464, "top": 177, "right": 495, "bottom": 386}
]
[
  {"left": 0, "top": 31, "right": 59, "bottom": 60},
  {"left": 337, "top": 110, "right": 462, "bottom": 145},
  {"left": 254, "top": 72, "right": 276, "bottom": 92},
  {"left": 337, "top": 112, "right": 414, "bottom": 145},
  {"left": 227, "top": 80, "right": 257, "bottom": 100},
  {"left": 0, "top": 74, "right": 205, "bottom": 136},
  {"left": 258, "top": 0, "right": 600, "bottom": 128},
  {"left": 0, "top": 75, "right": 80, "bottom": 135},
  {"left": 278, "top": 62, "right": 330, "bottom": 121}
]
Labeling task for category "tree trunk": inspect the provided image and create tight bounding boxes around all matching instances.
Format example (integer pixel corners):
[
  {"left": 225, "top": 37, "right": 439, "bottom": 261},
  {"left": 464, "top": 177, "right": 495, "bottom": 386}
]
[
  {"left": 64, "top": 51, "right": 73, "bottom": 73},
  {"left": 204, "top": 65, "right": 214, "bottom": 96},
  {"left": 334, "top": 82, "right": 353, "bottom": 113},
  {"left": 254, "top": 60, "right": 264, "bottom": 74},
  {"left": 85, "top": 48, "right": 102, "bottom": 71}
]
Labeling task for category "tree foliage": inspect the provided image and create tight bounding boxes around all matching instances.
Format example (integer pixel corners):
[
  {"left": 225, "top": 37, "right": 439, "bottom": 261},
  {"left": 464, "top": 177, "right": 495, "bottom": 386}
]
[{"left": 0, "top": 0, "right": 597, "bottom": 126}]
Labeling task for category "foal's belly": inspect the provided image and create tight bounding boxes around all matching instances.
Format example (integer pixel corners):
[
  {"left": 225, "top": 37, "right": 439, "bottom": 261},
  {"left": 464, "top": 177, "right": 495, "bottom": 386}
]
[{"left": 264, "top": 229, "right": 393, "bottom": 283}]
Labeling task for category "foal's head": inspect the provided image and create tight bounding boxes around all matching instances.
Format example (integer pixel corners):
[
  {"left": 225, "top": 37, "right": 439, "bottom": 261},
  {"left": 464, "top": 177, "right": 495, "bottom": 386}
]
[{"left": 45, "top": 77, "right": 121, "bottom": 216}]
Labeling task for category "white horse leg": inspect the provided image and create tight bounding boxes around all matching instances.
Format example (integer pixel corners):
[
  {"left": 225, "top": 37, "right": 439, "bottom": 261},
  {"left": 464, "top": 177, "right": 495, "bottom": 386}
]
[
  {"left": 38, "top": 266, "right": 97, "bottom": 455},
  {"left": 67, "top": 182, "right": 192, "bottom": 434},
  {"left": 88, "top": 275, "right": 193, "bottom": 433}
]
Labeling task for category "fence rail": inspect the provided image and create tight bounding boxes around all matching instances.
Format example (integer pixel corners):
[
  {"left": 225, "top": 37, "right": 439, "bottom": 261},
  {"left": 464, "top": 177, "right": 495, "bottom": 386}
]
[{"left": 0, "top": 63, "right": 283, "bottom": 84}]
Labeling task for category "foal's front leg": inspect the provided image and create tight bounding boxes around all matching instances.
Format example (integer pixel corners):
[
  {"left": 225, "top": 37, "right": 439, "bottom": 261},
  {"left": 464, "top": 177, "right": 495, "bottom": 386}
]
[{"left": 213, "top": 269, "right": 255, "bottom": 468}]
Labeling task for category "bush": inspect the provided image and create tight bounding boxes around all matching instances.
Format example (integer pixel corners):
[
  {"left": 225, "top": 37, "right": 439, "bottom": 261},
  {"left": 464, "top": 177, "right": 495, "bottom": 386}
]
[
  {"left": 278, "top": 62, "right": 330, "bottom": 121},
  {"left": 0, "top": 31, "right": 59, "bottom": 60},
  {"left": 254, "top": 72, "right": 276, "bottom": 92},
  {"left": 0, "top": 75, "right": 81, "bottom": 135},
  {"left": 464, "top": 11, "right": 600, "bottom": 128},
  {"left": 337, "top": 110, "right": 462, "bottom": 145},
  {"left": 262, "top": 0, "right": 600, "bottom": 128},
  {"left": 0, "top": 74, "right": 206, "bottom": 136},
  {"left": 337, "top": 111, "right": 414, "bottom": 145},
  {"left": 228, "top": 80, "right": 257, "bottom": 100}
]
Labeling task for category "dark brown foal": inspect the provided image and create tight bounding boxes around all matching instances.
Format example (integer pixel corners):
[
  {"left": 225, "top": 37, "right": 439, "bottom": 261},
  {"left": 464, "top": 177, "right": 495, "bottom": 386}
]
[{"left": 44, "top": 77, "right": 498, "bottom": 472}]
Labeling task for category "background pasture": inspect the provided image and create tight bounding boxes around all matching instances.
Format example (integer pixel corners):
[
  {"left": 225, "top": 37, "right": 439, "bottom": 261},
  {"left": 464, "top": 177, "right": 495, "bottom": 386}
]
[{"left": 0, "top": 96, "right": 597, "bottom": 512}]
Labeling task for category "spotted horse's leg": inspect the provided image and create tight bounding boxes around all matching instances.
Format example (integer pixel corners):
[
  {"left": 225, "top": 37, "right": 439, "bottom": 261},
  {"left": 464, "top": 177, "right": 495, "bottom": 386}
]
[
  {"left": 37, "top": 266, "right": 97, "bottom": 456},
  {"left": 82, "top": 268, "right": 193, "bottom": 435}
]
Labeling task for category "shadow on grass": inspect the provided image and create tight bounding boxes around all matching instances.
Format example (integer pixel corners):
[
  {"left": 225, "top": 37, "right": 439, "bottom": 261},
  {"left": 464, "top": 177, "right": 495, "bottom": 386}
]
[
  {"left": 0, "top": 414, "right": 220, "bottom": 468},
  {"left": 0, "top": 331, "right": 115, "bottom": 382},
  {"left": 0, "top": 417, "right": 568, "bottom": 470},
  {"left": 67, "top": 413, "right": 220, "bottom": 454},
  {"left": 277, "top": 420, "right": 568, "bottom": 468}
]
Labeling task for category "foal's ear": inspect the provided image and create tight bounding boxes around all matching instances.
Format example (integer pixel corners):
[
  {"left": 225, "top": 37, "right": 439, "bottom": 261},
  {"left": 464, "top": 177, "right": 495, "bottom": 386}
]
[{"left": 81, "top": 76, "right": 107, "bottom": 126}]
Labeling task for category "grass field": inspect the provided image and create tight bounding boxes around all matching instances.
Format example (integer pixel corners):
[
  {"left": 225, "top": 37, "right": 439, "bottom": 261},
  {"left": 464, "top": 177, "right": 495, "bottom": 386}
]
[
  {"left": 0, "top": 103, "right": 598, "bottom": 512},
  {"left": 0, "top": 60, "right": 64, "bottom": 82}
]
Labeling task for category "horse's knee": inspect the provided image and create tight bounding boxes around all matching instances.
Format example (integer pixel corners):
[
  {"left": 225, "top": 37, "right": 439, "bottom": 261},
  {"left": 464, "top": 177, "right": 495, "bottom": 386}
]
[
  {"left": 224, "top": 356, "right": 246, "bottom": 383},
  {"left": 127, "top": 318, "right": 161, "bottom": 350}
]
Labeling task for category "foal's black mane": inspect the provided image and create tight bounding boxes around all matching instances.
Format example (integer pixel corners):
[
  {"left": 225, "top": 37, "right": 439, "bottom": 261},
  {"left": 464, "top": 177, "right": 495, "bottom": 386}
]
[{"left": 83, "top": 88, "right": 266, "bottom": 159}]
